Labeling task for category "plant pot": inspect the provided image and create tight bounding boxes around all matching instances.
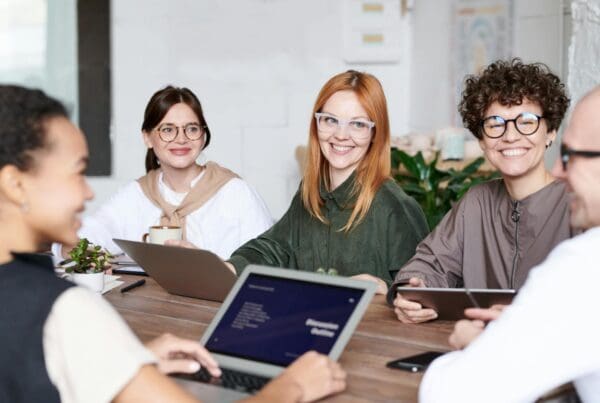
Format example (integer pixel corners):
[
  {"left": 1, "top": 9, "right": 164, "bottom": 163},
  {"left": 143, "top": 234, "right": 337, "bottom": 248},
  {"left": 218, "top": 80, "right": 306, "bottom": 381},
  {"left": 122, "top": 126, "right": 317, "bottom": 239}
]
[{"left": 70, "top": 272, "right": 105, "bottom": 293}]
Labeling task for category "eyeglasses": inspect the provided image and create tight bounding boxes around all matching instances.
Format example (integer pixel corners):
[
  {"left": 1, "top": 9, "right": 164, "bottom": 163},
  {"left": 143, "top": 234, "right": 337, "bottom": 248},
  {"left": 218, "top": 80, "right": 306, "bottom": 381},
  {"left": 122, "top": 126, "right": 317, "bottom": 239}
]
[
  {"left": 481, "top": 112, "right": 543, "bottom": 139},
  {"left": 154, "top": 123, "right": 205, "bottom": 142},
  {"left": 560, "top": 143, "right": 600, "bottom": 171},
  {"left": 315, "top": 112, "right": 375, "bottom": 140}
]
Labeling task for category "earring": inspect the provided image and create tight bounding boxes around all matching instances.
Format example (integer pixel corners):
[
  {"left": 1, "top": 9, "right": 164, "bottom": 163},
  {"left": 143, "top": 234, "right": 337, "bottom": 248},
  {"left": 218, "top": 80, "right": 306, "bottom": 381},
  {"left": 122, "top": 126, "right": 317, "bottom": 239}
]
[
  {"left": 21, "top": 202, "right": 29, "bottom": 213},
  {"left": 546, "top": 140, "right": 553, "bottom": 149}
]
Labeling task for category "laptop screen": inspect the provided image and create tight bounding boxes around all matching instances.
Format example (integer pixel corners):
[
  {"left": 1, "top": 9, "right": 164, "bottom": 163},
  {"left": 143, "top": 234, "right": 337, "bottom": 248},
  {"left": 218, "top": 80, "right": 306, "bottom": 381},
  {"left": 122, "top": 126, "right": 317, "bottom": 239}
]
[{"left": 204, "top": 273, "right": 366, "bottom": 367}]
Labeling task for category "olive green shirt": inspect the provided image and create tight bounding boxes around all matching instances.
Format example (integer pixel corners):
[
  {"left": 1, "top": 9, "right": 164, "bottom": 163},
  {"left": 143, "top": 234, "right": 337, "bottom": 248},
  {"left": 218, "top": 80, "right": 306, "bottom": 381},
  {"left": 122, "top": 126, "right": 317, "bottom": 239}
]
[{"left": 228, "top": 173, "right": 429, "bottom": 284}]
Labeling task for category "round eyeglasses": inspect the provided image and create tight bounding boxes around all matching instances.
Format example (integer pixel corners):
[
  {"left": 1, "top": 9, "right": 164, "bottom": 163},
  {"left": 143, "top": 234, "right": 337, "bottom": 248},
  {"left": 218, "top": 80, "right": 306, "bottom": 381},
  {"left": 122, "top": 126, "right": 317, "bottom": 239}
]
[
  {"left": 481, "top": 112, "right": 543, "bottom": 139},
  {"left": 315, "top": 112, "right": 375, "bottom": 141},
  {"left": 155, "top": 123, "right": 206, "bottom": 142}
]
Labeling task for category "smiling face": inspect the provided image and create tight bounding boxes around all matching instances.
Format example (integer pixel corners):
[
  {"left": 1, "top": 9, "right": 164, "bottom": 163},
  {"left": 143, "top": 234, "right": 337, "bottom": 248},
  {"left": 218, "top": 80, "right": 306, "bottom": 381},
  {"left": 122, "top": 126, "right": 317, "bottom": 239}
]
[
  {"left": 21, "top": 117, "right": 94, "bottom": 247},
  {"left": 143, "top": 102, "right": 205, "bottom": 171},
  {"left": 318, "top": 90, "right": 373, "bottom": 188},
  {"left": 479, "top": 99, "right": 554, "bottom": 180}
]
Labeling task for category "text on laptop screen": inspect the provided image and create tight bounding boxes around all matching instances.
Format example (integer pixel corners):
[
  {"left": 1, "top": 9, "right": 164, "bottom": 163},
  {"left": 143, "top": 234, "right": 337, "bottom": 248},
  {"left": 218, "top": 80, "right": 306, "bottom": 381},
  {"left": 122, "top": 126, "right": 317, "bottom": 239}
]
[{"left": 204, "top": 273, "right": 365, "bottom": 366}]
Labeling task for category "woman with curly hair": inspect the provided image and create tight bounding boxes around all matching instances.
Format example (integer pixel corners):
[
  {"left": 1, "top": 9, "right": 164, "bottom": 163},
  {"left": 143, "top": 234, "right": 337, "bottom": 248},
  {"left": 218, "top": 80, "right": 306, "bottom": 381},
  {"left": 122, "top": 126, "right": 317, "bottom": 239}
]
[{"left": 390, "top": 58, "right": 577, "bottom": 323}]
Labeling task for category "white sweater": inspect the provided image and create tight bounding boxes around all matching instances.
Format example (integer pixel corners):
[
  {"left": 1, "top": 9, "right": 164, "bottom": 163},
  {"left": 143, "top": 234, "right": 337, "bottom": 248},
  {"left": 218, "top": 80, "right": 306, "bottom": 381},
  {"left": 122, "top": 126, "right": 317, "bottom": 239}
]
[
  {"left": 55, "top": 171, "right": 273, "bottom": 260},
  {"left": 420, "top": 226, "right": 600, "bottom": 402}
]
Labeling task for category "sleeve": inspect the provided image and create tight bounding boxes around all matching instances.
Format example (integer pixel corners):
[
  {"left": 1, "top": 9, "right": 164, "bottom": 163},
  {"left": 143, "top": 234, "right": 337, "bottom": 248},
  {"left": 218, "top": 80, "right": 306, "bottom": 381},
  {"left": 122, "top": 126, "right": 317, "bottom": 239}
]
[
  {"left": 419, "top": 239, "right": 600, "bottom": 403},
  {"left": 383, "top": 196, "right": 429, "bottom": 285},
  {"left": 43, "top": 287, "right": 156, "bottom": 403},
  {"left": 227, "top": 192, "right": 301, "bottom": 275},
  {"left": 231, "top": 179, "right": 274, "bottom": 245},
  {"left": 80, "top": 182, "right": 146, "bottom": 254},
  {"left": 387, "top": 192, "right": 468, "bottom": 303}
]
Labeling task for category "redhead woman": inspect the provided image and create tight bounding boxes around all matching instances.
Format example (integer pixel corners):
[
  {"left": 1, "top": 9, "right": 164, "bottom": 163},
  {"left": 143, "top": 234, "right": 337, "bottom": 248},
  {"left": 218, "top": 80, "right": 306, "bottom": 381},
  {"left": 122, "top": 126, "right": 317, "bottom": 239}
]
[
  {"left": 55, "top": 86, "right": 272, "bottom": 259},
  {"left": 0, "top": 85, "right": 345, "bottom": 402},
  {"left": 391, "top": 59, "right": 575, "bottom": 323},
  {"left": 226, "top": 70, "right": 429, "bottom": 294}
]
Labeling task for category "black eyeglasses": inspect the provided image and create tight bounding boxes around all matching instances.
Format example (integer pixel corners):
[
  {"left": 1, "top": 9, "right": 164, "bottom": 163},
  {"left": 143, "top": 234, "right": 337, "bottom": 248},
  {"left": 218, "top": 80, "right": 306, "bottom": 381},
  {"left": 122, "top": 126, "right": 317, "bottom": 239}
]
[
  {"left": 155, "top": 123, "right": 206, "bottom": 142},
  {"left": 560, "top": 143, "right": 600, "bottom": 170},
  {"left": 481, "top": 112, "right": 543, "bottom": 139}
]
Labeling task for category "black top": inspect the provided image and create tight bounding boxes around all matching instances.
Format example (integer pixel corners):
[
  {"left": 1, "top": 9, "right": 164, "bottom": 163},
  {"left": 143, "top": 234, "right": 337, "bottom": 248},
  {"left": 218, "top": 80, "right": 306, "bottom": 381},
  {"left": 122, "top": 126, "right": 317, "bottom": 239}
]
[{"left": 0, "top": 253, "right": 74, "bottom": 403}]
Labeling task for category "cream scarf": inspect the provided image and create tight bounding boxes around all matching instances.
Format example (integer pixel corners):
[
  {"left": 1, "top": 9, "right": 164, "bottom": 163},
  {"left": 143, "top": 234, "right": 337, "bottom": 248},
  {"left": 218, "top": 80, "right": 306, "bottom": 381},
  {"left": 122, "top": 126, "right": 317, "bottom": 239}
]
[{"left": 137, "top": 162, "right": 239, "bottom": 240}]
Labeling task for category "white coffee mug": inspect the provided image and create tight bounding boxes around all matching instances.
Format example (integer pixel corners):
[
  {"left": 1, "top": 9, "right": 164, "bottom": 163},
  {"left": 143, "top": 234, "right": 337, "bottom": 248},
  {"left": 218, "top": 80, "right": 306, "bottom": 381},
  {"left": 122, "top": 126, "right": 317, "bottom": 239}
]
[{"left": 142, "top": 225, "right": 182, "bottom": 245}]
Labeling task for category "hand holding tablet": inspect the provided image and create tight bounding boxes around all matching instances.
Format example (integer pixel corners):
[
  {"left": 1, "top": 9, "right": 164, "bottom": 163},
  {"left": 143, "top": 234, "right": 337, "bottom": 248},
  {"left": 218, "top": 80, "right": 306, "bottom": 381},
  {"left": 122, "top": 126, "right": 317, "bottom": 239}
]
[{"left": 396, "top": 287, "right": 516, "bottom": 321}]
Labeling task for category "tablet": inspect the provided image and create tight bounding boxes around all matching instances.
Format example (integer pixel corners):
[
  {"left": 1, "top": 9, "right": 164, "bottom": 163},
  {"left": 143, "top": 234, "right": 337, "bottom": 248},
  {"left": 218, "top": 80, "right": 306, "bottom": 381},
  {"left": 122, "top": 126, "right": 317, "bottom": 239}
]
[{"left": 396, "top": 287, "right": 516, "bottom": 320}]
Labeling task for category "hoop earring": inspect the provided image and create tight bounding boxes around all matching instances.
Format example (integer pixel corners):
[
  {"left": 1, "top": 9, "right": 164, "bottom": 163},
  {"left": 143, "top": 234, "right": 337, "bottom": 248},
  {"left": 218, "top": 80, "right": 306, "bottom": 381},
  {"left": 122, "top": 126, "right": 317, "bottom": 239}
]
[{"left": 545, "top": 140, "right": 553, "bottom": 149}]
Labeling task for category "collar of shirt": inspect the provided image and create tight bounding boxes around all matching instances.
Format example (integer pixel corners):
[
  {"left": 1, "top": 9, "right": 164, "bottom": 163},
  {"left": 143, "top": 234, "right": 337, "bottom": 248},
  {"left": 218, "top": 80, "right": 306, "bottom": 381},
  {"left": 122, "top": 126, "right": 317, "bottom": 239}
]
[
  {"left": 158, "top": 169, "right": 206, "bottom": 205},
  {"left": 7, "top": 252, "right": 54, "bottom": 270},
  {"left": 319, "top": 171, "right": 358, "bottom": 209}
]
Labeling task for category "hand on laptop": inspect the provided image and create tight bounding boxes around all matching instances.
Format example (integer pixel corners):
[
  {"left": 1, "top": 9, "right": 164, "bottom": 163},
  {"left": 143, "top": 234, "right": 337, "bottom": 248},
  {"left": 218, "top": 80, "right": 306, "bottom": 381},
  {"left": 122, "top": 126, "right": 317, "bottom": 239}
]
[
  {"left": 254, "top": 351, "right": 346, "bottom": 403},
  {"left": 350, "top": 273, "right": 388, "bottom": 295},
  {"left": 145, "top": 333, "right": 221, "bottom": 377},
  {"left": 448, "top": 305, "right": 506, "bottom": 350},
  {"left": 393, "top": 277, "right": 438, "bottom": 323}
]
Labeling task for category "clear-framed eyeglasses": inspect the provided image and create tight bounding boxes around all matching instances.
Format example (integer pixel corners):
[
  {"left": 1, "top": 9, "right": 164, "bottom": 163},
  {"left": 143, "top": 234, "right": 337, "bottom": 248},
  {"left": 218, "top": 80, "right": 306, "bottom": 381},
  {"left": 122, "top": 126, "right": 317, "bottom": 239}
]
[
  {"left": 155, "top": 123, "right": 206, "bottom": 142},
  {"left": 314, "top": 112, "right": 375, "bottom": 140},
  {"left": 481, "top": 112, "right": 543, "bottom": 139}
]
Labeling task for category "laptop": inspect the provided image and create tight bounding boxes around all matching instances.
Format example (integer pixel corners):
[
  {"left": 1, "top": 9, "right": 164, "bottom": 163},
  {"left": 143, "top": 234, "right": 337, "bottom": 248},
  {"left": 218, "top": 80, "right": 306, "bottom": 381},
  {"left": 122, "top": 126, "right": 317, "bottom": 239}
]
[
  {"left": 173, "top": 264, "right": 377, "bottom": 402},
  {"left": 113, "top": 238, "right": 236, "bottom": 302}
]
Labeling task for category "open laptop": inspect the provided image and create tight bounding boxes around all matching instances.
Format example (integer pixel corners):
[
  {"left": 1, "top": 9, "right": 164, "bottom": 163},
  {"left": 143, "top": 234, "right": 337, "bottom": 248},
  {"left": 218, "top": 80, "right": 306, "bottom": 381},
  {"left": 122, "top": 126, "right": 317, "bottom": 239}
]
[
  {"left": 113, "top": 238, "right": 236, "bottom": 302},
  {"left": 173, "top": 264, "right": 377, "bottom": 402}
]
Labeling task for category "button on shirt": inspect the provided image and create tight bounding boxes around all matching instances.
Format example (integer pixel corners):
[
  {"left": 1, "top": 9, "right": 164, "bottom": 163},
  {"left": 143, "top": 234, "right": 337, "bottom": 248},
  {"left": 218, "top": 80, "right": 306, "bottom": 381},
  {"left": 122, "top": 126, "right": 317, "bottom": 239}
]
[{"left": 229, "top": 173, "right": 429, "bottom": 283}]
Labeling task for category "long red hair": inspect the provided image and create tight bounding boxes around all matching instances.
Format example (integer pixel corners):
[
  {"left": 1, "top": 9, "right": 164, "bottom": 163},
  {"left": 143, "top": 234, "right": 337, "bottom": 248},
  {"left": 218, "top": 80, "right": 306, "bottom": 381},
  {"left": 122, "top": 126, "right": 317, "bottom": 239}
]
[{"left": 301, "top": 70, "right": 391, "bottom": 232}]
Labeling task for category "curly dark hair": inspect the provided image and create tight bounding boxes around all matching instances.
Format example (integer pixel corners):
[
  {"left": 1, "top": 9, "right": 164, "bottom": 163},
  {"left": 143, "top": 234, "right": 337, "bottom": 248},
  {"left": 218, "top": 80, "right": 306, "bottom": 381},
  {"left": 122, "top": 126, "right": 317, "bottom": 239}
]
[
  {"left": 458, "top": 58, "right": 570, "bottom": 139},
  {"left": 0, "top": 85, "right": 68, "bottom": 171}
]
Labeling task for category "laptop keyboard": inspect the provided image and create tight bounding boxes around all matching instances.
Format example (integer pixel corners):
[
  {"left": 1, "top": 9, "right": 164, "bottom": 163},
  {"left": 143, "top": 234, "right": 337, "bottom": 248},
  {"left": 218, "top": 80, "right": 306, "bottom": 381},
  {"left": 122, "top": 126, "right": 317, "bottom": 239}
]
[{"left": 177, "top": 366, "right": 271, "bottom": 394}]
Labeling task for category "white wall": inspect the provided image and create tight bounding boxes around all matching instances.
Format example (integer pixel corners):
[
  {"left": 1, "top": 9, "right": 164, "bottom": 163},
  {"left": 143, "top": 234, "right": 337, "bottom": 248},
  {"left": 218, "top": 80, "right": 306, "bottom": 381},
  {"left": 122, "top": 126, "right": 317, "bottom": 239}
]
[
  {"left": 568, "top": 0, "right": 600, "bottom": 104},
  {"left": 86, "top": 0, "right": 412, "bottom": 219},
  {"left": 410, "top": 0, "right": 567, "bottom": 157}
]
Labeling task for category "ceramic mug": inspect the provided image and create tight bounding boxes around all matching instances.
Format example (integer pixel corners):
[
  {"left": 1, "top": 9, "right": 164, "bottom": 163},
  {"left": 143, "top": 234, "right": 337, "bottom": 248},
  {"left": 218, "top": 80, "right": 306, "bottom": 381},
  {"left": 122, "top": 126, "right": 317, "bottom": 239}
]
[{"left": 142, "top": 225, "right": 182, "bottom": 245}]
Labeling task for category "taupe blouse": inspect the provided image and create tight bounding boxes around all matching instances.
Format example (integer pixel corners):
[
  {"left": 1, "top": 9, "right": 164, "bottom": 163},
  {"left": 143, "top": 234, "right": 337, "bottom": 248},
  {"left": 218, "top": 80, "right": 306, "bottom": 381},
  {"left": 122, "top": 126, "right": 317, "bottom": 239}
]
[{"left": 388, "top": 179, "right": 575, "bottom": 303}]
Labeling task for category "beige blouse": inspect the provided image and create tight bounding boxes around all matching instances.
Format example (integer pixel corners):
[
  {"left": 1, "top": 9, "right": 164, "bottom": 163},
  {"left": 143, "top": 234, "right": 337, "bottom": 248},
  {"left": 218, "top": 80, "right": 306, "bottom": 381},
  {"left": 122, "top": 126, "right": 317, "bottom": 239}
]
[{"left": 43, "top": 287, "right": 156, "bottom": 403}]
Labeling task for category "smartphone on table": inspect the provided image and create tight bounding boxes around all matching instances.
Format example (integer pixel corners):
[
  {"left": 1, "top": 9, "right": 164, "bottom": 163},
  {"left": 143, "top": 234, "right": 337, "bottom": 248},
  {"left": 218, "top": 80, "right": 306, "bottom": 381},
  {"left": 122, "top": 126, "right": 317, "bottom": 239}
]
[{"left": 386, "top": 351, "right": 445, "bottom": 373}]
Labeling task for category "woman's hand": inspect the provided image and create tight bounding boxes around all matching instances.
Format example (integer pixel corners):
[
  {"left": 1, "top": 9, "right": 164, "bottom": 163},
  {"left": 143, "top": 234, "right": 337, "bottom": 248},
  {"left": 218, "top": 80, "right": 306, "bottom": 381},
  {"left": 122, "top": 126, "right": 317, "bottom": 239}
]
[
  {"left": 350, "top": 273, "right": 388, "bottom": 295},
  {"left": 145, "top": 333, "right": 221, "bottom": 377},
  {"left": 255, "top": 351, "right": 346, "bottom": 402},
  {"left": 392, "top": 277, "right": 438, "bottom": 323}
]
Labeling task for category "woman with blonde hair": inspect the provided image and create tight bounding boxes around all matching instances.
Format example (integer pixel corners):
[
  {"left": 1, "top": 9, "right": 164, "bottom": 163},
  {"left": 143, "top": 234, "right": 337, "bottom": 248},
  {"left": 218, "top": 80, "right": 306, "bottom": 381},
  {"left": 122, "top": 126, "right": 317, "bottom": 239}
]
[{"left": 226, "top": 70, "right": 428, "bottom": 294}]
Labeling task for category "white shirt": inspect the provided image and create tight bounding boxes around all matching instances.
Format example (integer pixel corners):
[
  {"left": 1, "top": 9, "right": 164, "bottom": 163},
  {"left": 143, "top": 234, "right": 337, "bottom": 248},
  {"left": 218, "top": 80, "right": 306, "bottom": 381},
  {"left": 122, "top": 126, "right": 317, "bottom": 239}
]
[
  {"left": 55, "top": 171, "right": 273, "bottom": 260},
  {"left": 44, "top": 287, "right": 156, "bottom": 403},
  {"left": 420, "top": 227, "right": 600, "bottom": 403}
]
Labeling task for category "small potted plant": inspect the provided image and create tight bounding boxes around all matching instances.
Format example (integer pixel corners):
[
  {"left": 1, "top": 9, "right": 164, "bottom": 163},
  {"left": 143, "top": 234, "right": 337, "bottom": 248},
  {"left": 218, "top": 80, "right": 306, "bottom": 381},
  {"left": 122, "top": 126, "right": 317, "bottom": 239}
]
[{"left": 64, "top": 238, "right": 112, "bottom": 293}]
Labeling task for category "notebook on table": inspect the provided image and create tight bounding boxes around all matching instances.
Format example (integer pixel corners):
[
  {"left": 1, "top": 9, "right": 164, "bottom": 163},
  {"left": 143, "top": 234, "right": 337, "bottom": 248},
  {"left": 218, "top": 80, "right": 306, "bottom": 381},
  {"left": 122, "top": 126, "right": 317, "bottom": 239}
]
[{"left": 173, "top": 264, "right": 377, "bottom": 402}]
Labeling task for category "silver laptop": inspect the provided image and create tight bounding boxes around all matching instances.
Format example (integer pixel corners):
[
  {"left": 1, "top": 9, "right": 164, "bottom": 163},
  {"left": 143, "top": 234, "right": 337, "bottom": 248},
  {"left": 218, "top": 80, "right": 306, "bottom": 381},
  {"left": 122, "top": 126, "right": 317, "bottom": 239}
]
[
  {"left": 174, "top": 264, "right": 376, "bottom": 402},
  {"left": 113, "top": 238, "right": 236, "bottom": 302}
]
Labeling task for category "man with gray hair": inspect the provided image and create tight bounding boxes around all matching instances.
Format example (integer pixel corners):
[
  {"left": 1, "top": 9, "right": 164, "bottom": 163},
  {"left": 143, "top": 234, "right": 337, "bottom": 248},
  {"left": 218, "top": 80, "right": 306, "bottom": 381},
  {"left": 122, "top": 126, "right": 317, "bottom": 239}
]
[{"left": 420, "top": 86, "right": 600, "bottom": 402}]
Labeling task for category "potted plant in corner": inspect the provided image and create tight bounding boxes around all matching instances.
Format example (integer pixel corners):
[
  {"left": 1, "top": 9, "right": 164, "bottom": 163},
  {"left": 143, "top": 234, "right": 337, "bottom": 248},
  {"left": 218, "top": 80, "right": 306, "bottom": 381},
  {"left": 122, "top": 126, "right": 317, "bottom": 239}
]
[
  {"left": 391, "top": 149, "right": 500, "bottom": 229},
  {"left": 64, "top": 238, "right": 112, "bottom": 293}
]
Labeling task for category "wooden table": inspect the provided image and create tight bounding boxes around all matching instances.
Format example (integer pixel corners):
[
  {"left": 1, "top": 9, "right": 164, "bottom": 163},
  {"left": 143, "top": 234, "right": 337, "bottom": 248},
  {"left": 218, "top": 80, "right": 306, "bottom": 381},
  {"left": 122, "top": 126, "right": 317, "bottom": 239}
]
[{"left": 106, "top": 275, "right": 455, "bottom": 402}]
